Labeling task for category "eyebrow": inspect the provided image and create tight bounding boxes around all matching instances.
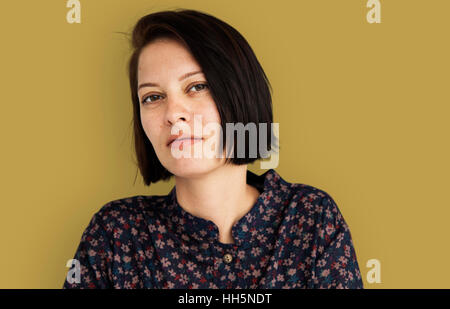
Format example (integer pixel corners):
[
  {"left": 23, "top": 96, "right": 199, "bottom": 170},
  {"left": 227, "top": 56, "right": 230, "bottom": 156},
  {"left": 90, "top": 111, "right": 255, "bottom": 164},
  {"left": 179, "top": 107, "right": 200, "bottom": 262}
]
[{"left": 137, "top": 70, "right": 203, "bottom": 91}]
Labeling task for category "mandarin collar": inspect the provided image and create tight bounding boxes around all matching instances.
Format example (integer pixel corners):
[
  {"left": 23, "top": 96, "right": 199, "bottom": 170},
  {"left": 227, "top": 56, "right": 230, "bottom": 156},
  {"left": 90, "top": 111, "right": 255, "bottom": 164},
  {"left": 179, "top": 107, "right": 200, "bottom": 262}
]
[{"left": 165, "top": 169, "right": 284, "bottom": 247}]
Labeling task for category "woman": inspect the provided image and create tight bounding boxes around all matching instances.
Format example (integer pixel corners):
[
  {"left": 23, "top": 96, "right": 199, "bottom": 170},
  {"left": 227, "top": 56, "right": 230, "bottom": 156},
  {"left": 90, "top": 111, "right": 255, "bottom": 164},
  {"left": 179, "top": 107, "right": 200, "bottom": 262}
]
[{"left": 63, "top": 9, "right": 363, "bottom": 289}]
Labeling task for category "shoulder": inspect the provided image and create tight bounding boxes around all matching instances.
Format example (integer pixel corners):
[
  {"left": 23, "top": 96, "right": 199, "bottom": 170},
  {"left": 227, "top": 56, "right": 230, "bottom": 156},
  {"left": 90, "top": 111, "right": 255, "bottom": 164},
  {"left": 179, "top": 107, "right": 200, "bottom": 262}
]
[
  {"left": 284, "top": 182, "right": 353, "bottom": 251},
  {"left": 275, "top": 172, "right": 346, "bottom": 228},
  {"left": 269, "top": 170, "right": 333, "bottom": 201},
  {"left": 278, "top": 177, "right": 357, "bottom": 255},
  {"left": 292, "top": 183, "right": 343, "bottom": 218},
  {"left": 96, "top": 194, "right": 167, "bottom": 216},
  {"left": 87, "top": 193, "right": 169, "bottom": 234}
]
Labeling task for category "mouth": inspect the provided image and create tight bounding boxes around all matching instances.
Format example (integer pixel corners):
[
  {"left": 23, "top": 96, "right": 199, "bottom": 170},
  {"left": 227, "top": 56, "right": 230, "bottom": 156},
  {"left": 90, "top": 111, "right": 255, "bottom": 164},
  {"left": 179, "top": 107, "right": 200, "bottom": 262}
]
[{"left": 168, "top": 137, "right": 204, "bottom": 147}]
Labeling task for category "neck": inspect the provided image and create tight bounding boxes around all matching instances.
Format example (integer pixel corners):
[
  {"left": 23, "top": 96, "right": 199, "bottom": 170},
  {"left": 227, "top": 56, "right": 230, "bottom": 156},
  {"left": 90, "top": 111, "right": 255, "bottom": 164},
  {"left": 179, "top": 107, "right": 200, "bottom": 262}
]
[{"left": 174, "top": 164, "right": 260, "bottom": 244}]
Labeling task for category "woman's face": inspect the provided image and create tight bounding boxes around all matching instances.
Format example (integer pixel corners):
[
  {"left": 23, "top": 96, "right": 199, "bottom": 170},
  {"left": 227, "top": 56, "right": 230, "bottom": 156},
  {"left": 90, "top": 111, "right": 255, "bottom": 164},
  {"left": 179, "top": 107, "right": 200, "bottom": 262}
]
[{"left": 137, "top": 38, "right": 226, "bottom": 178}]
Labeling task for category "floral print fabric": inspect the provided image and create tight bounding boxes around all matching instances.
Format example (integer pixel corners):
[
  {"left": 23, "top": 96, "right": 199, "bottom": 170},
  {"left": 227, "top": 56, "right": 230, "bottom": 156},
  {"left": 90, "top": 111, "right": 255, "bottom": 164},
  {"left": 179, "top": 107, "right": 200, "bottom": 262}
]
[{"left": 63, "top": 169, "right": 363, "bottom": 289}]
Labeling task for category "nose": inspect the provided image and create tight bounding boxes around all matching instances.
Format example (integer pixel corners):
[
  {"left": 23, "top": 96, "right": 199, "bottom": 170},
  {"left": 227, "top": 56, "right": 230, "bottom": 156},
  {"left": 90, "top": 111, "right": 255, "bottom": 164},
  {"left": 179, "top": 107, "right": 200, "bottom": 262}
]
[{"left": 164, "top": 95, "right": 190, "bottom": 126}]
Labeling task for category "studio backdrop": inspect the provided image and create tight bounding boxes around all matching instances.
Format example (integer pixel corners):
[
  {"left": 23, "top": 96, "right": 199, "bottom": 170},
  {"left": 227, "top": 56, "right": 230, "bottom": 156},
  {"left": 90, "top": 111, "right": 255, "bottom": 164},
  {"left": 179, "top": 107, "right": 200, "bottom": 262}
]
[{"left": 0, "top": 0, "right": 449, "bottom": 288}]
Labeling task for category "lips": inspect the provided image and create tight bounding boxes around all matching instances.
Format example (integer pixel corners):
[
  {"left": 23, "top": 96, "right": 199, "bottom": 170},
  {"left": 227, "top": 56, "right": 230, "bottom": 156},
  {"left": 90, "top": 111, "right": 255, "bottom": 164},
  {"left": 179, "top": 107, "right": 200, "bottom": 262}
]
[{"left": 167, "top": 136, "right": 203, "bottom": 146}]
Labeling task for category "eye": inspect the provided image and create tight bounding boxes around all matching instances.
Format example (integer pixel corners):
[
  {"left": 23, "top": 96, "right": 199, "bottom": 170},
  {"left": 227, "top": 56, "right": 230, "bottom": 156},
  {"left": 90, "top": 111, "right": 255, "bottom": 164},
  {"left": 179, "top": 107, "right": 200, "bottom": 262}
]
[
  {"left": 189, "top": 83, "right": 209, "bottom": 92},
  {"left": 141, "top": 94, "right": 164, "bottom": 105},
  {"left": 141, "top": 83, "right": 208, "bottom": 105}
]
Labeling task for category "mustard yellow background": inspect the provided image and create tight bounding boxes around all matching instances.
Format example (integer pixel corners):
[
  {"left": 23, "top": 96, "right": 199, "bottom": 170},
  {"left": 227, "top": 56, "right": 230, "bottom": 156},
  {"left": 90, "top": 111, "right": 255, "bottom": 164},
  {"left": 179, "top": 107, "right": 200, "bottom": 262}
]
[{"left": 1, "top": 0, "right": 449, "bottom": 289}]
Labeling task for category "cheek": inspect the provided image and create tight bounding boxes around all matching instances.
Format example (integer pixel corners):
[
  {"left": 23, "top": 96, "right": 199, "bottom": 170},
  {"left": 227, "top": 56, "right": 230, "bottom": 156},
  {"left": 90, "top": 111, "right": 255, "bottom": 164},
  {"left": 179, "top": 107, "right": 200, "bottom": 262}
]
[
  {"left": 140, "top": 113, "right": 161, "bottom": 145},
  {"left": 203, "top": 101, "right": 222, "bottom": 124},
  {"left": 202, "top": 109, "right": 222, "bottom": 141},
  {"left": 199, "top": 112, "right": 221, "bottom": 135}
]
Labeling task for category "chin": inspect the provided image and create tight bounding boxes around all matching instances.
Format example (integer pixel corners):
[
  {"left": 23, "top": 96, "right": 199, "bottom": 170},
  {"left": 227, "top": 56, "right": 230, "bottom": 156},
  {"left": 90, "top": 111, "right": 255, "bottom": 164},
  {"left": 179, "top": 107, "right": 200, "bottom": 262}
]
[{"left": 164, "top": 157, "right": 223, "bottom": 179}]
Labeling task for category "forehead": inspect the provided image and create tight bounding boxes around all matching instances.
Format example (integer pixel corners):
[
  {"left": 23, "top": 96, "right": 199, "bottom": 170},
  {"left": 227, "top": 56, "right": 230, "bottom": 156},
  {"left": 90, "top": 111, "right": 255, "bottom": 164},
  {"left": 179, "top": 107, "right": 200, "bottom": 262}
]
[{"left": 137, "top": 38, "right": 199, "bottom": 74}]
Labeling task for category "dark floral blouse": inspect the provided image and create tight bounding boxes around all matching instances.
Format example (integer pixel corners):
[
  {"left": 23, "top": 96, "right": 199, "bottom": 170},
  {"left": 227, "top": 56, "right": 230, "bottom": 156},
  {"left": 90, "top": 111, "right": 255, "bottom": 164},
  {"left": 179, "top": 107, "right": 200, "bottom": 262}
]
[{"left": 63, "top": 169, "right": 363, "bottom": 289}]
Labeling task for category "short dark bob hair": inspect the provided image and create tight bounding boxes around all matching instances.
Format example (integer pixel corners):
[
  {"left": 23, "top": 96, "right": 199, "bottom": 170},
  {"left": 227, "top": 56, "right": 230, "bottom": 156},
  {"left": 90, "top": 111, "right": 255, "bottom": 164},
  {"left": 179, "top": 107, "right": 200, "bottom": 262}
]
[{"left": 128, "top": 9, "right": 278, "bottom": 186}]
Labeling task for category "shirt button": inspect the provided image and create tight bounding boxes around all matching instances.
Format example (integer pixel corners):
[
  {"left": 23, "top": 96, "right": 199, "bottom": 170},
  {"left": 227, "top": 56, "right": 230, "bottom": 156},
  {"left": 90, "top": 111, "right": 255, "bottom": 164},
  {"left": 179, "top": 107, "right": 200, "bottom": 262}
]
[{"left": 223, "top": 253, "right": 233, "bottom": 264}]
